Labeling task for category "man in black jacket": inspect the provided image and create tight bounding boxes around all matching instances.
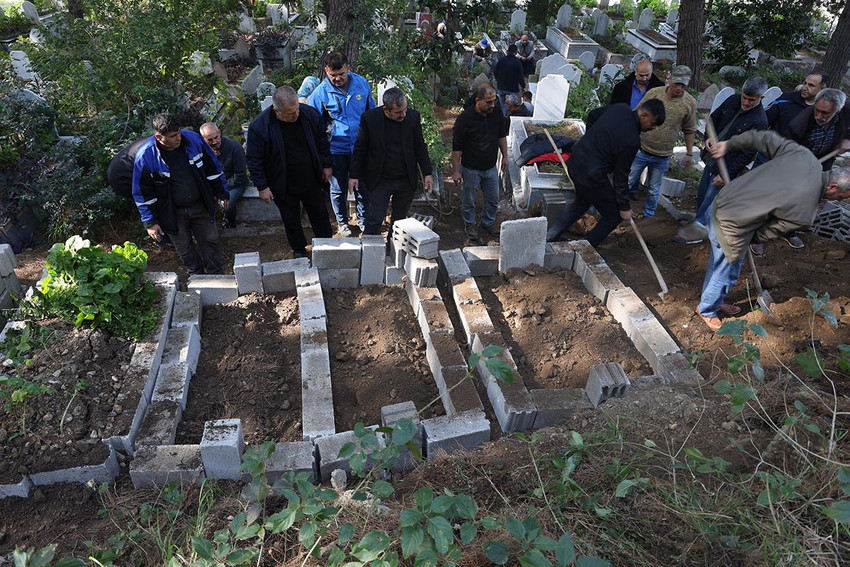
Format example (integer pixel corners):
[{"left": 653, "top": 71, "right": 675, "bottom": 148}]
[
  {"left": 349, "top": 88, "right": 433, "bottom": 237},
  {"left": 493, "top": 44, "right": 526, "bottom": 114},
  {"left": 546, "top": 99, "right": 666, "bottom": 247},
  {"left": 246, "top": 86, "right": 334, "bottom": 259},
  {"left": 201, "top": 122, "right": 248, "bottom": 229},
  {"left": 609, "top": 58, "right": 663, "bottom": 109}
]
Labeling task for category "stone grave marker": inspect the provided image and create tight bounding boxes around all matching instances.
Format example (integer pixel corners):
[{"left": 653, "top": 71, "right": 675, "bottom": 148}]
[
  {"left": 10, "top": 51, "right": 36, "bottom": 81},
  {"left": 377, "top": 77, "right": 398, "bottom": 104},
  {"left": 556, "top": 4, "right": 573, "bottom": 29},
  {"left": 561, "top": 63, "right": 581, "bottom": 86},
  {"left": 600, "top": 0, "right": 610, "bottom": 8},
  {"left": 29, "top": 27, "right": 43, "bottom": 44},
  {"left": 238, "top": 12, "right": 256, "bottom": 33},
  {"left": 510, "top": 9, "right": 526, "bottom": 30},
  {"left": 189, "top": 51, "right": 212, "bottom": 75},
  {"left": 696, "top": 83, "right": 719, "bottom": 111},
  {"left": 666, "top": 8, "right": 678, "bottom": 28},
  {"left": 21, "top": 1, "right": 39, "bottom": 24},
  {"left": 591, "top": 8, "right": 601, "bottom": 21},
  {"left": 260, "top": 96, "right": 274, "bottom": 111},
  {"left": 593, "top": 13, "right": 609, "bottom": 36},
  {"left": 638, "top": 8, "right": 653, "bottom": 29},
  {"left": 747, "top": 48, "right": 760, "bottom": 65},
  {"left": 763, "top": 86, "right": 782, "bottom": 109},
  {"left": 539, "top": 53, "right": 570, "bottom": 79},
  {"left": 234, "top": 37, "right": 251, "bottom": 58},
  {"left": 300, "top": 28, "right": 318, "bottom": 47},
  {"left": 532, "top": 74, "right": 569, "bottom": 120},
  {"left": 257, "top": 81, "right": 276, "bottom": 98},
  {"left": 710, "top": 86, "right": 735, "bottom": 115},
  {"left": 599, "top": 63, "right": 623, "bottom": 88},
  {"left": 267, "top": 3, "right": 288, "bottom": 24},
  {"left": 578, "top": 50, "right": 595, "bottom": 71},
  {"left": 317, "top": 13, "right": 327, "bottom": 32},
  {"left": 630, "top": 53, "right": 646, "bottom": 71}
]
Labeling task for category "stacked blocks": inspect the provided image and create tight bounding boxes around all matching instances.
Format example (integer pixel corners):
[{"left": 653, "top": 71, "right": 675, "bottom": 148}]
[
  {"left": 234, "top": 252, "right": 263, "bottom": 294},
  {"left": 812, "top": 200, "right": 850, "bottom": 242},
  {"left": 312, "top": 238, "right": 361, "bottom": 289},
  {"left": 393, "top": 218, "right": 440, "bottom": 287},
  {"left": 360, "top": 235, "right": 387, "bottom": 285},
  {"left": 297, "top": 268, "right": 335, "bottom": 441}
]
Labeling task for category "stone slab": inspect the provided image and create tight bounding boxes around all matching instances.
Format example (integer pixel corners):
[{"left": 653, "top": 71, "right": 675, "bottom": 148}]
[
  {"left": 135, "top": 401, "right": 182, "bottom": 447},
  {"left": 530, "top": 388, "right": 592, "bottom": 429},
  {"left": 315, "top": 429, "right": 385, "bottom": 482},
  {"left": 499, "top": 218, "right": 547, "bottom": 271},
  {"left": 296, "top": 282, "right": 326, "bottom": 320},
  {"left": 544, "top": 242, "right": 577, "bottom": 270},
  {"left": 360, "top": 235, "right": 386, "bottom": 285},
  {"left": 0, "top": 476, "right": 32, "bottom": 499},
  {"left": 463, "top": 246, "right": 500, "bottom": 277},
  {"left": 234, "top": 251, "right": 263, "bottom": 295},
  {"left": 262, "top": 258, "right": 310, "bottom": 293},
  {"left": 160, "top": 324, "right": 201, "bottom": 375},
  {"left": 311, "top": 238, "right": 361, "bottom": 269},
  {"left": 422, "top": 411, "right": 490, "bottom": 458},
  {"left": 130, "top": 444, "right": 205, "bottom": 488},
  {"left": 265, "top": 442, "right": 317, "bottom": 483},
  {"left": 171, "top": 291, "right": 202, "bottom": 331},
  {"left": 438, "top": 249, "right": 472, "bottom": 285},
  {"left": 318, "top": 268, "right": 360, "bottom": 289},
  {"left": 201, "top": 419, "right": 245, "bottom": 480},
  {"left": 187, "top": 275, "right": 239, "bottom": 306},
  {"left": 301, "top": 348, "right": 335, "bottom": 441},
  {"left": 29, "top": 445, "right": 120, "bottom": 486}
]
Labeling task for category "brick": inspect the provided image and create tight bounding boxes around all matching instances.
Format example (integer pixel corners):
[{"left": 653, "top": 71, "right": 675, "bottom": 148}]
[
  {"left": 171, "top": 291, "right": 202, "bottom": 331},
  {"left": 631, "top": 317, "right": 681, "bottom": 373},
  {"left": 265, "top": 442, "right": 316, "bottom": 483},
  {"left": 263, "top": 258, "right": 310, "bottom": 293},
  {"left": 385, "top": 257, "right": 404, "bottom": 286},
  {"left": 605, "top": 288, "right": 656, "bottom": 340},
  {"left": 233, "top": 252, "right": 263, "bottom": 294},
  {"left": 311, "top": 238, "right": 361, "bottom": 269},
  {"left": 405, "top": 279, "right": 442, "bottom": 317},
  {"left": 404, "top": 255, "right": 438, "bottom": 287},
  {"left": 318, "top": 268, "right": 360, "bottom": 288},
  {"left": 438, "top": 249, "right": 471, "bottom": 285},
  {"left": 135, "top": 401, "right": 182, "bottom": 447},
  {"left": 581, "top": 262, "right": 626, "bottom": 304},
  {"left": 471, "top": 333, "right": 536, "bottom": 432},
  {"left": 296, "top": 283, "right": 326, "bottom": 320},
  {"left": 463, "top": 246, "right": 500, "bottom": 277},
  {"left": 456, "top": 302, "right": 494, "bottom": 344},
  {"left": 160, "top": 325, "right": 201, "bottom": 374},
  {"left": 422, "top": 411, "right": 490, "bottom": 458},
  {"left": 201, "top": 419, "right": 245, "bottom": 480},
  {"left": 315, "top": 429, "right": 385, "bottom": 481},
  {"left": 294, "top": 266, "right": 321, "bottom": 288},
  {"left": 360, "top": 235, "right": 386, "bottom": 285},
  {"left": 130, "top": 444, "right": 205, "bottom": 488},
  {"left": 530, "top": 388, "right": 592, "bottom": 429},
  {"left": 29, "top": 445, "right": 120, "bottom": 486},
  {"left": 451, "top": 278, "right": 483, "bottom": 306},
  {"left": 656, "top": 352, "right": 703, "bottom": 384},
  {"left": 0, "top": 476, "right": 32, "bottom": 499},
  {"left": 544, "top": 243, "right": 576, "bottom": 270},
  {"left": 417, "top": 299, "right": 453, "bottom": 337},
  {"left": 187, "top": 275, "right": 238, "bottom": 305},
  {"left": 301, "top": 348, "right": 335, "bottom": 441},
  {"left": 499, "top": 218, "right": 547, "bottom": 271},
  {"left": 381, "top": 401, "right": 423, "bottom": 472}
]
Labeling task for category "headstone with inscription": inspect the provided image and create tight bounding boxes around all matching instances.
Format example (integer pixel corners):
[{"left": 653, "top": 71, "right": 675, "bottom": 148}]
[
  {"left": 593, "top": 14, "right": 609, "bottom": 36},
  {"left": 510, "top": 10, "right": 526, "bottom": 30}
]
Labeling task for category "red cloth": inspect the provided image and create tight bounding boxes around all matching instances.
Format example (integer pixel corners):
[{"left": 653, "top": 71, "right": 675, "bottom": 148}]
[{"left": 526, "top": 152, "right": 571, "bottom": 165}]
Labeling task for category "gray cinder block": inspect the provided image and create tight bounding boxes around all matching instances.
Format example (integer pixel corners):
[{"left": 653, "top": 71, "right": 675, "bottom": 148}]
[
  {"left": 405, "top": 278, "right": 442, "bottom": 316},
  {"left": 234, "top": 252, "right": 263, "bottom": 294},
  {"left": 605, "top": 287, "right": 656, "bottom": 340},
  {"left": 471, "top": 333, "right": 536, "bottom": 432},
  {"left": 569, "top": 240, "right": 605, "bottom": 278},
  {"left": 29, "top": 445, "right": 120, "bottom": 486},
  {"left": 296, "top": 282, "right": 326, "bottom": 321},
  {"left": 631, "top": 317, "right": 681, "bottom": 373},
  {"left": 135, "top": 401, "right": 182, "bottom": 447},
  {"left": 318, "top": 268, "right": 360, "bottom": 289},
  {"left": 456, "top": 302, "right": 494, "bottom": 344},
  {"left": 438, "top": 249, "right": 472, "bottom": 285},
  {"left": 187, "top": 275, "right": 239, "bottom": 305},
  {"left": 381, "top": 401, "right": 423, "bottom": 472},
  {"left": 417, "top": 300, "right": 454, "bottom": 338},
  {"left": 422, "top": 411, "right": 490, "bottom": 458},
  {"left": 530, "top": 388, "right": 592, "bottom": 429},
  {"left": 499, "top": 218, "right": 547, "bottom": 271},
  {"left": 404, "top": 255, "right": 438, "bottom": 287},
  {"left": 0, "top": 476, "right": 32, "bottom": 499},
  {"left": 201, "top": 419, "right": 245, "bottom": 480},
  {"left": 262, "top": 258, "right": 310, "bottom": 293},
  {"left": 265, "top": 442, "right": 317, "bottom": 483},
  {"left": 656, "top": 352, "right": 703, "bottom": 384},
  {"left": 160, "top": 325, "right": 201, "bottom": 375},
  {"left": 130, "top": 444, "right": 205, "bottom": 488},
  {"left": 451, "top": 278, "right": 483, "bottom": 306},
  {"left": 360, "top": 235, "right": 386, "bottom": 285},
  {"left": 171, "top": 291, "right": 202, "bottom": 331},
  {"left": 294, "top": 266, "right": 321, "bottom": 288},
  {"left": 660, "top": 177, "right": 686, "bottom": 197},
  {"left": 585, "top": 362, "right": 629, "bottom": 408},
  {"left": 385, "top": 257, "right": 404, "bottom": 286},
  {"left": 393, "top": 218, "right": 440, "bottom": 259},
  {"left": 544, "top": 242, "right": 576, "bottom": 270},
  {"left": 301, "top": 348, "right": 335, "bottom": 441},
  {"left": 463, "top": 246, "right": 500, "bottom": 277},
  {"left": 315, "top": 429, "right": 385, "bottom": 482},
  {"left": 311, "top": 238, "right": 361, "bottom": 269},
  {"left": 581, "top": 261, "right": 626, "bottom": 304}
]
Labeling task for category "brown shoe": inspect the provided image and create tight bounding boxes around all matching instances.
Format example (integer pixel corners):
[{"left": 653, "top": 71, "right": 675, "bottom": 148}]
[
  {"left": 696, "top": 309, "right": 722, "bottom": 331},
  {"left": 718, "top": 303, "right": 741, "bottom": 315}
]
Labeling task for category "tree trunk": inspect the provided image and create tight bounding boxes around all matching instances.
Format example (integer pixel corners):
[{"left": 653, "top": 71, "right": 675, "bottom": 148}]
[
  {"left": 326, "top": 0, "right": 362, "bottom": 65},
  {"left": 821, "top": 0, "right": 850, "bottom": 88},
  {"left": 677, "top": 0, "right": 705, "bottom": 89}
]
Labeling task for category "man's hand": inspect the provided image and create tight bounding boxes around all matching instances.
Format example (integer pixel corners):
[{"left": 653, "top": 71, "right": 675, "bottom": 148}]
[
  {"left": 348, "top": 178, "right": 359, "bottom": 192},
  {"left": 423, "top": 175, "right": 434, "bottom": 194},
  {"left": 146, "top": 224, "right": 164, "bottom": 241},
  {"left": 711, "top": 175, "right": 725, "bottom": 187},
  {"left": 451, "top": 170, "right": 462, "bottom": 185},
  {"left": 501, "top": 156, "right": 509, "bottom": 170},
  {"left": 220, "top": 199, "right": 229, "bottom": 211},
  {"left": 323, "top": 167, "right": 333, "bottom": 183},
  {"left": 682, "top": 154, "right": 693, "bottom": 167},
  {"left": 620, "top": 209, "right": 632, "bottom": 221},
  {"left": 824, "top": 182, "right": 850, "bottom": 200},
  {"left": 709, "top": 141, "right": 727, "bottom": 159},
  {"left": 258, "top": 188, "right": 274, "bottom": 204}
]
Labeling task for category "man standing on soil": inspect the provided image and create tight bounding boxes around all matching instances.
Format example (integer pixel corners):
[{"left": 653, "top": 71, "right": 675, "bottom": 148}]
[
  {"left": 695, "top": 130, "right": 850, "bottom": 331},
  {"left": 200, "top": 122, "right": 247, "bottom": 229},
  {"left": 308, "top": 52, "right": 375, "bottom": 236},
  {"left": 609, "top": 58, "right": 663, "bottom": 110},
  {"left": 451, "top": 83, "right": 510, "bottom": 242},
  {"left": 132, "top": 113, "right": 229, "bottom": 274},
  {"left": 627, "top": 65, "right": 697, "bottom": 219},
  {"left": 546, "top": 99, "right": 666, "bottom": 247},
  {"left": 349, "top": 87, "right": 433, "bottom": 238},
  {"left": 493, "top": 44, "right": 526, "bottom": 115},
  {"left": 246, "top": 86, "right": 334, "bottom": 259}
]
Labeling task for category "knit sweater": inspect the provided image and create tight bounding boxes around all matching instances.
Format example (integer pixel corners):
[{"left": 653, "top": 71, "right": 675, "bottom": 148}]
[{"left": 638, "top": 86, "right": 697, "bottom": 157}]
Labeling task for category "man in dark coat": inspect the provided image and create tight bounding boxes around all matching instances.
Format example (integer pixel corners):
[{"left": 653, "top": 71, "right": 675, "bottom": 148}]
[
  {"left": 349, "top": 87, "right": 433, "bottom": 237},
  {"left": 200, "top": 122, "right": 248, "bottom": 229},
  {"left": 609, "top": 58, "right": 663, "bottom": 109},
  {"left": 493, "top": 44, "right": 526, "bottom": 115},
  {"left": 546, "top": 99, "right": 666, "bottom": 247},
  {"left": 246, "top": 86, "right": 334, "bottom": 259}
]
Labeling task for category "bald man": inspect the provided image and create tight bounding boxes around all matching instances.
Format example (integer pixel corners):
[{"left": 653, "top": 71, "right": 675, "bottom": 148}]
[{"left": 200, "top": 122, "right": 247, "bottom": 228}]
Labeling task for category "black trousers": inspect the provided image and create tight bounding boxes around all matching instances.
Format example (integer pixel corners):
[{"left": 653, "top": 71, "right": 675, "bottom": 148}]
[
  {"left": 273, "top": 188, "right": 333, "bottom": 253},
  {"left": 547, "top": 177, "right": 623, "bottom": 248},
  {"left": 165, "top": 202, "right": 223, "bottom": 274},
  {"left": 363, "top": 177, "right": 415, "bottom": 236}
]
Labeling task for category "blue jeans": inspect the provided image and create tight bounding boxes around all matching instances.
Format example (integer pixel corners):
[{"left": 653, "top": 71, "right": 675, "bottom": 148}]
[
  {"left": 697, "top": 208, "right": 743, "bottom": 318},
  {"left": 695, "top": 168, "right": 722, "bottom": 226},
  {"left": 627, "top": 150, "right": 671, "bottom": 217},
  {"left": 330, "top": 154, "right": 367, "bottom": 227},
  {"left": 460, "top": 164, "right": 499, "bottom": 227},
  {"left": 224, "top": 185, "right": 246, "bottom": 225}
]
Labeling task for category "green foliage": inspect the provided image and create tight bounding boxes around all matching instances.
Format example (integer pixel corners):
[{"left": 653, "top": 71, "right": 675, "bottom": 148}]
[
  {"left": 24, "top": 236, "right": 160, "bottom": 340},
  {"left": 637, "top": 0, "right": 667, "bottom": 18},
  {"left": 0, "top": 5, "right": 30, "bottom": 38},
  {"left": 0, "top": 321, "right": 58, "bottom": 434}
]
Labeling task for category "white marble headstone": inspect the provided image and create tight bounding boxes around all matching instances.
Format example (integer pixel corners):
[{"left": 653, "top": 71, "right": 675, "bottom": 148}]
[
  {"left": 260, "top": 96, "right": 274, "bottom": 111},
  {"left": 556, "top": 4, "right": 573, "bottom": 29},
  {"left": 238, "top": 12, "right": 256, "bottom": 33},
  {"left": 267, "top": 4, "right": 288, "bottom": 24},
  {"left": 599, "top": 63, "right": 624, "bottom": 87},
  {"left": 638, "top": 8, "right": 654, "bottom": 29},
  {"left": 257, "top": 82, "right": 276, "bottom": 98},
  {"left": 539, "top": 53, "right": 570, "bottom": 78},
  {"left": 301, "top": 28, "right": 318, "bottom": 47},
  {"left": 533, "top": 74, "right": 569, "bottom": 120},
  {"left": 578, "top": 51, "right": 595, "bottom": 70},
  {"left": 10, "top": 51, "right": 36, "bottom": 81},
  {"left": 666, "top": 8, "right": 678, "bottom": 27},
  {"left": 510, "top": 9, "right": 526, "bottom": 30},
  {"left": 710, "top": 86, "right": 735, "bottom": 115},
  {"left": 591, "top": 8, "right": 602, "bottom": 21},
  {"left": 593, "top": 14, "right": 609, "bottom": 36},
  {"left": 21, "top": 1, "right": 39, "bottom": 24},
  {"left": 317, "top": 14, "right": 327, "bottom": 33},
  {"left": 189, "top": 51, "right": 213, "bottom": 75},
  {"left": 377, "top": 77, "right": 398, "bottom": 104},
  {"left": 561, "top": 63, "right": 581, "bottom": 86}
]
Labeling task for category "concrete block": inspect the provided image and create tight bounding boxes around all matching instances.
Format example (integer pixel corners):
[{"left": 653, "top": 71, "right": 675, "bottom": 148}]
[
  {"left": 311, "top": 238, "right": 361, "bottom": 269},
  {"left": 605, "top": 288, "right": 656, "bottom": 341},
  {"left": 440, "top": 366, "right": 484, "bottom": 415},
  {"left": 201, "top": 419, "right": 245, "bottom": 480},
  {"left": 471, "top": 333, "right": 536, "bottom": 432},
  {"left": 385, "top": 257, "right": 404, "bottom": 286},
  {"left": 300, "top": 315, "right": 328, "bottom": 353},
  {"left": 234, "top": 252, "right": 263, "bottom": 295},
  {"left": 160, "top": 325, "right": 201, "bottom": 375},
  {"left": 422, "top": 411, "right": 490, "bottom": 458},
  {"left": 393, "top": 217, "right": 440, "bottom": 259},
  {"left": 417, "top": 299, "right": 454, "bottom": 338},
  {"left": 581, "top": 261, "right": 626, "bottom": 304},
  {"left": 607, "top": 361, "right": 631, "bottom": 397},
  {"left": 391, "top": 238, "right": 407, "bottom": 269},
  {"left": 135, "top": 401, "right": 182, "bottom": 447},
  {"left": 130, "top": 444, "right": 205, "bottom": 488},
  {"left": 262, "top": 258, "right": 310, "bottom": 293},
  {"left": 106, "top": 386, "right": 147, "bottom": 455},
  {"left": 301, "top": 348, "right": 335, "bottom": 441},
  {"left": 0, "top": 476, "right": 32, "bottom": 499},
  {"left": 315, "top": 429, "right": 385, "bottom": 481},
  {"left": 144, "top": 271, "right": 180, "bottom": 290},
  {"left": 360, "top": 235, "right": 387, "bottom": 285},
  {"left": 318, "top": 268, "right": 360, "bottom": 289},
  {"left": 544, "top": 243, "right": 576, "bottom": 270},
  {"left": 187, "top": 275, "right": 239, "bottom": 306},
  {"left": 569, "top": 240, "right": 605, "bottom": 277},
  {"left": 585, "top": 362, "right": 629, "bottom": 408},
  {"left": 129, "top": 337, "right": 166, "bottom": 404},
  {"left": 438, "top": 249, "right": 471, "bottom": 285},
  {"left": 236, "top": 189, "right": 284, "bottom": 221},
  {"left": 656, "top": 352, "right": 703, "bottom": 384},
  {"left": 381, "top": 401, "right": 424, "bottom": 472},
  {"left": 463, "top": 246, "right": 500, "bottom": 277},
  {"left": 631, "top": 317, "right": 681, "bottom": 372},
  {"left": 411, "top": 213, "right": 435, "bottom": 229},
  {"left": 404, "top": 255, "right": 438, "bottom": 287},
  {"left": 29, "top": 445, "right": 120, "bottom": 486},
  {"left": 171, "top": 291, "right": 202, "bottom": 331},
  {"left": 0, "top": 247, "right": 15, "bottom": 277},
  {"left": 456, "top": 302, "right": 494, "bottom": 344},
  {"left": 530, "top": 388, "right": 592, "bottom": 429},
  {"left": 0, "top": 288, "right": 15, "bottom": 310},
  {"left": 265, "top": 442, "right": 317, "bottom": 483},
  {"left": 426, "top": 331, "right": 466, "bottom": 371},
  {"left": 296, "top": 282, "right": 326, "bottom": 320},
  {"left": 660, "top": 177, "right": 686, "bottom": 197},
  {"left": 294, "top": 266, "right": 321, "bottom": 288},
  {"left": 405, "top": 278, "right": 442, "bottom": 316},
  {"left": 451, "top": 278, "right": 483, "bottom": 306},
  {"left": 499, "top": 218, "right": 547, "bottom": 271}
]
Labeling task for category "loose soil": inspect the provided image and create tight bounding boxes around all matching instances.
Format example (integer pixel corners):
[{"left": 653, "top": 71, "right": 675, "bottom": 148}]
[
  {"left": 324, "top": 286, "right": 445, "bottom": 431},
  {"left": 0, "top": 321, "right": 132, "bottom": 484},
  {"left": 478, "top": 267, "right": 653, "bottom": 390},
  {"left": 525, "top": 121, "right": 585, "bottom": 140},
  {"left": 178, "top": 292, "right": 302, "bottom": 445},
  {"left": 636, "top": 28, "right": 676, "bottom": 45}
]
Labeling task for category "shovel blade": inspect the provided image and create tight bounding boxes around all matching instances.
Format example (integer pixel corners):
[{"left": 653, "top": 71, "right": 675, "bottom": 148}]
[{"left": 757, "top": 291, "right": 781, "bottom": 324}]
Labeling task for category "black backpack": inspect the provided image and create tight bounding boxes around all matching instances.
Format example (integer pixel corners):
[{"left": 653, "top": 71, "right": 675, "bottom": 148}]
[{"left": 106, "top": 137, "right": 149, "bottom": 198}]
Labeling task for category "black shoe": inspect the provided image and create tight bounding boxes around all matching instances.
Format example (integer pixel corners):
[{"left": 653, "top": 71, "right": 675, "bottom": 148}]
[
  {"left": 480, "top": 223, "right": 499, "bottom": 238},
  {"left": 222, "top": 219, "right": 237, "bottom": 229},
  {"left": 293, "top": 250, "right": 308, "bottom": 259},
  {"left": 464, "top": 223, "right": 479, "bottom": 241}
]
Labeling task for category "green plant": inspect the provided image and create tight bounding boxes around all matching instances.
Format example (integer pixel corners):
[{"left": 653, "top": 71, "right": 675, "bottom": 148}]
[
  {"left": 0, "top": 5, "right": 31, "bottom": 38},
  {"left": 637, "top": 0, "right": 668, "bottom": 18},
  {"left": 0, "top": 374, "right": 55, "bottom": 435},
  {"left": 24, "top": 236, "right": 160, "bottom": 340}
]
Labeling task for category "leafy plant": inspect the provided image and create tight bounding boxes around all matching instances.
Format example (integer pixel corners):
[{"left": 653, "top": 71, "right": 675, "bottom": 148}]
[{"left": 0, "top": 374, "right": 55, "bottom": 435}]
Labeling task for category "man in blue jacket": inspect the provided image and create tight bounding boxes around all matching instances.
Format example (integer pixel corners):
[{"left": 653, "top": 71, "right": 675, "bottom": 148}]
[
  {"left": 247, "top": 86, "right": 334, "bottom": 259},
  {"left": 132, "top": 113, "right": 229, "bottom": 274},
  {"left": 308, "top": 51, "right": 375, "bottom": 236}
]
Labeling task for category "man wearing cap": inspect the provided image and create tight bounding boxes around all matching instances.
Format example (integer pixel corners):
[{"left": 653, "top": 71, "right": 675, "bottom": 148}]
[
  {"left": 610, "top": 58, "right": 663, "bottom": 110},
  {"left": 471, "top": 37, "right": 493, "bottom": 73},
  {"left": 627, "top": 65, "right": 697, "bottom": 218}
]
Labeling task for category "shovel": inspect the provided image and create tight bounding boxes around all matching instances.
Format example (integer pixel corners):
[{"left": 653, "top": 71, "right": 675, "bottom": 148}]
[{"left": 704, "top": 118, "right": 780, "bottom": 324}]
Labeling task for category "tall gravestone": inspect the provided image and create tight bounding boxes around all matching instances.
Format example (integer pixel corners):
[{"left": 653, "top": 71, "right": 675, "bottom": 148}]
[
  {"left": 696, "top": 83, "right": 720, "bottom": 111},
  {"left": 593, "top": 14, "right": 609, "bottom": 36},
  {"left": 510, "top": 10, "right": 526, "bottom": 30},
  {"left": 10, "top": 51, "right": 36, "bottom": 81},
  {"left": 21, "top": 1, "right": 39, "bottom": 24},
  {"left": 590, "top": 8, "right": 602, "bottom": 20},
  {"left": 578, "top": 51, "right": 595, "bottom": 70},
  {"left": 539, "top": 53, "right": 570, "bottom": 79},
  {"left": 638, "top": 8, "right": 654, "bottom": 30},
  {"left": 556, "top": 4, "right": 573, "bottom": 29},
  {"left": 238, "top": 12, "right": 256, "bottom": 33},
  {"left": 666, "top": 8, "right": 678, "bottom": 27},
  {"left": 533, "top": 75, "right": 569, "bottom": 120}
]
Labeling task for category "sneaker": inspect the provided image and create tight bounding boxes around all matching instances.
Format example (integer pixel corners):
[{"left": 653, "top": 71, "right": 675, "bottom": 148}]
[
  {"left": 338, "top": 224, "right": 352, "bottom": 237},
  {"left": 695, "top": 308, "right": 722, "bottom": 331},
  {"left": 784, "top": 235, "right": 804, "bottom": 249},
  {"left": 479, "top": 223, "right": 499, "bottom": 238},
  {"left": 465, "top": 223, "right": 479, "bottom": 241},
  {"left": 749, "top": 243, "right": 764, "bottom": 256}
]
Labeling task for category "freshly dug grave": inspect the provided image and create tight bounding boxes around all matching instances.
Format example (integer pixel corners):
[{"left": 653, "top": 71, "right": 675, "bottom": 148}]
[
  {"left": 0, "top": 321, "right": 133, "bottom": 484},
  {"left": 477, "top": 267, "right": 653, "bottom": 390},
  {"left": 325, "top": 286, "right": 445, "bottom": 432},
  {"left": 178, "top": 293, "right": 302, "bottom": 445}
]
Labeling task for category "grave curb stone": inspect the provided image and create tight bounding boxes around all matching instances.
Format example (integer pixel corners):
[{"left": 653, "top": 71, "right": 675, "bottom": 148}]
[
  {"left": 29, "top": 445, "right": 121, "bottom": 486},
  {"left": 499, "top": 217, "right": 547, "bottom": 271},
  {"left": 422, "top": 410, "right": 490, "bottom": 458},
  {"left": 311, "top": 238, "right": 361, "bottom": 269},
  {"left": 135, "top": 400, "right": 182, "bottom": 447},
  {"left": 130, "top": 444, "right": 205, "bottom": 488},
  {"left": 160, "top": 324, "right": 201, "bottom": 375},
  {"left": 200, "top": 419, "right": 245, "bottom": 480},
  {"left": 463, "top": 246, "right": 500, "bottom": 277},
  {"left": 171, "top": 291, "right": 202, "bottom": 331},
  {"left": 318, "top": 268, "right": 360, "bottom": 289},
  {"left": 438, "top": 249, "right": 472, "bottom": 285},
  {"left": 314, "top": 428, "right": 385, "bottom": 482},
  {"left": 187, "top": 275, "right": 239, "bottom": 305},
  {"left": 544, "top": 242, "right": 577, "bottom": 270},
  {"left": 262, "top": 258, "right": 310, "bottom": 293},
  {"left": 360, "top": 235, "right": 387, "bottom": 285},
  {"left": 530, "top": 388, "right": 592, "bottom": 429},
  {"left": 264, "top": 442, "right": 317, "bottom": 483},
  {"left": 234, "top": 252, "right": 263, "bottom": 294}
]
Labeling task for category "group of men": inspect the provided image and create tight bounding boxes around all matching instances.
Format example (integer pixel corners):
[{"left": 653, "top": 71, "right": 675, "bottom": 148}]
[{"left": 126, "top": 52, "right": 433, "bottom": 273}]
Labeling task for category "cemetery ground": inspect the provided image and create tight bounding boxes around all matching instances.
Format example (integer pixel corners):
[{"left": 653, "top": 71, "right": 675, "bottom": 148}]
[{"left": 0, "top": 114, "right": 849, "bottom": 563}]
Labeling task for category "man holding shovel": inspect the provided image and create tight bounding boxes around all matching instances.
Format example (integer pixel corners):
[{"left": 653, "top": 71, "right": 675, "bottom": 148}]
[{"left": 695, "top": 129, "right": 850, "bottom": 331}]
